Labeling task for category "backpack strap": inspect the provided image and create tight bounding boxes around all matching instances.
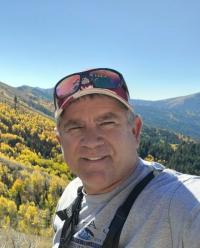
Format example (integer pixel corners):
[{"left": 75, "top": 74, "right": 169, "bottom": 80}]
[
  {"left": 102, "top": 171, "right": 155, "bottom": 248},
  {"left": 56, "top": 186, "right": 83, "bottom": 248}
]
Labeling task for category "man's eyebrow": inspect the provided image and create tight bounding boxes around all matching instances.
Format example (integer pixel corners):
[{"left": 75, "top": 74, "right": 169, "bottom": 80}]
[
  {"left": 62, "top": 119, "right": 83, "bottom": 128},
  {"left": 96, "top": 112, "right": 119, "bottom": 121}
]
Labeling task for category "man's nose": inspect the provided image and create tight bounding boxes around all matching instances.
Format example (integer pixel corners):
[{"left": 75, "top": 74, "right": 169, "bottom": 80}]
[{"left": 80, "top": 127, "right": 104, "bottom": 149}]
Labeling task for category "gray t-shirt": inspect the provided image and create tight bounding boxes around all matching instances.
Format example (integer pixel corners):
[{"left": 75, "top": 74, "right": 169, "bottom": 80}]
[{"left": 53, "top": 159, "right": 200, "bottom": 248}]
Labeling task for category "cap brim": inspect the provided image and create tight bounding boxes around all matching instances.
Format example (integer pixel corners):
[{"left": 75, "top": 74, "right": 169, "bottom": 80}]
[{"left": 55, "top": 88, "right": 133, "bottom": 119}]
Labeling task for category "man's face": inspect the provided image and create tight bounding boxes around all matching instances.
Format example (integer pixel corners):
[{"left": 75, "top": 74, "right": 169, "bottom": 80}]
[{"left": 57, "top": 95, "right": 142, "bottom": 194}]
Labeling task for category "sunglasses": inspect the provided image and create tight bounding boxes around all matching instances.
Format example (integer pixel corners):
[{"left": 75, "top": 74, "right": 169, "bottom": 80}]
[{"left": 54, "top": 68, "right": 129, "bottom": 110}]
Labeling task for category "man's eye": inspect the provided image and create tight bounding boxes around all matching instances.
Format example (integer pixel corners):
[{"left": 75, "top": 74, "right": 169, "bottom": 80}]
[
  {"left": 65, "top": 126, "right": 83, "bottom": 132},
  {"left": 101, "top": 121, "right": 115, "bottom": 126},
  {"left": 70, "top": 126, "right": 83, "bottom": 130}
]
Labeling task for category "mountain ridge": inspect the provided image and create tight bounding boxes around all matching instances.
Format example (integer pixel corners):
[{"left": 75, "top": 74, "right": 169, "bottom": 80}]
[
  {"left": 131, "top": 92, "right": 200, "bottom": 140},
  {"left": 132, "top": 92, "right": 200, "bottom": 111},
  {"left": 1, "top": 81, "right": 200, "bottom": 139},
  {"left": 0, "top": 81, "right": 54, "bottom": 117}
]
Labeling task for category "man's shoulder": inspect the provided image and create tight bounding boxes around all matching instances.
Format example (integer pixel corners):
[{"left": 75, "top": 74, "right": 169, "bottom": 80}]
[
  {"left": 152, "top": 165, "right": 200, "bottom": 211},
  {"left": 164, "top": 171, "right": 200, "bottom": 240},
  {"left": 162, "top": 167, "right": 200, "bottom": 192},
  {"left": 167, "top": 172, "right": 200, "bottom": 209},
  {"left": 141, "top": 159, "right": 200, "bottom": 202},
  {"left": 142, "top": 158, "right": 199, "bottom": 185}
]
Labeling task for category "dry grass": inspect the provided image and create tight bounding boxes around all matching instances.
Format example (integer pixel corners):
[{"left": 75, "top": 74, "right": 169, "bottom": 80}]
[{"left": 0, "top": 228, "right": 52, "bottom": 248}]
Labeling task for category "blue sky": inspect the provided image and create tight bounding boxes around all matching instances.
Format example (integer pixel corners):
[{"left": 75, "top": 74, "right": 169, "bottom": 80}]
[{"left": 0, "top": 0, "right": 199, "bottom": 100}]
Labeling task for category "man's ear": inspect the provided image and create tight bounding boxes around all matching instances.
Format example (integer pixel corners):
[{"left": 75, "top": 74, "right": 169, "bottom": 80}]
[
  {"left": 55, "top": 127, "right": 65, "bottom": 155},
  {"left": 54, "top": 127, "right": 61, "bottom": 145},
  {"left": 132, "top": 115, "right": 142, "bottom": 144}
]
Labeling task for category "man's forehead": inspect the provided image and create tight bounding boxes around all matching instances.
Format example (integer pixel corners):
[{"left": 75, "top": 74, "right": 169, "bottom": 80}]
[
  {"left": 60, "top": 95, "right": 128, "bottom": 122},
  {"left": 71, "top": 93, "right": 112, "bottom": 103},
  {"left": 64, "top": 93, "right": 128, "bottom": 111}
]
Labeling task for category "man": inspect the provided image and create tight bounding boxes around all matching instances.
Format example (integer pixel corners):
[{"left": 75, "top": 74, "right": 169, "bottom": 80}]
[{"left": 53, "top": 68, "right": 200, "bottom": 248}]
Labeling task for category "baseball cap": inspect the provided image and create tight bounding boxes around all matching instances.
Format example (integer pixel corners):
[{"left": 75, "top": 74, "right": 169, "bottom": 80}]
[{"left": 53, "top": 68, "right": 133, "bottom": 119}]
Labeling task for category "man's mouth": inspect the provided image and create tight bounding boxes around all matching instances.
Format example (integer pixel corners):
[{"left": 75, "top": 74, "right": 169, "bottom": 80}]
[{"left": 82, "top": 156, "right": 107, "bottom": 161}]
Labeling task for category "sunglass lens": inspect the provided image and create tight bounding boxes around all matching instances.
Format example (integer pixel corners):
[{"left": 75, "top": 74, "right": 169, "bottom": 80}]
[
  {"left": 56, "top": 75, "right": 80, "bottom": 98},
  {"left": 89, "top": 70, "right": 121, "bottom": 89}
]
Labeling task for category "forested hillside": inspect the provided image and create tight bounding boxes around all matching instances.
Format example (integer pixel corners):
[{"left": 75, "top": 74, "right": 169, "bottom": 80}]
[
  {"left": 0, "top": 98, "right": 200, "bottom": 239},
  {"left": 139, "top": 125, "right": 200, "bottom": 175},
  {"left": 0, "top": 101, "right": 71, "bottom": 237}
]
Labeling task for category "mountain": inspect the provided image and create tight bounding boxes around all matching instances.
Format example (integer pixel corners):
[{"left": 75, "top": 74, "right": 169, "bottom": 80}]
[
  {"left": 1, "top": 81, "right": 200, "bottom": 139},
  {"left": 131, "top": 93, "right": 200, "bottom": 140},
  {"left": 132, "top": 92, "right": 200, "bottom": 111},
  {"left": 0, "top": 81, "right": 54, "bottom": 118},
  {"left": 17, "top": 85, "right": 53, "bottom": 101}
]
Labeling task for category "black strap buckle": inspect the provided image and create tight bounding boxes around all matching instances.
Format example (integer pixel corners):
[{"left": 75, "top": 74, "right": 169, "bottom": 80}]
[{"left": 56, "top": 186, "right": 83, "bottom": 248}]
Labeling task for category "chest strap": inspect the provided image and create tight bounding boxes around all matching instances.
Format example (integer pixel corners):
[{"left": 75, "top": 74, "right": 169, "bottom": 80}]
[{"left": 102, "top": 171, "right": 155, "bottom": 248}]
